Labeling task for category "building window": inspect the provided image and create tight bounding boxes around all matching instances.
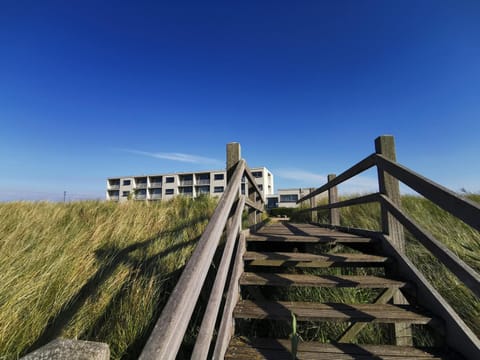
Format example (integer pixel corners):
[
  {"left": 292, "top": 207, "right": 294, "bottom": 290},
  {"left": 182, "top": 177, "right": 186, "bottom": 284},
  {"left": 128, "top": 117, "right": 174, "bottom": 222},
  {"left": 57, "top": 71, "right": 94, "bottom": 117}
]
[
  {"left": 122, "top": 191, "right": 130, "bottom": 197},
  {"left": 214, "top": 186, "right": 224, "bottom": 193},
  {"left": 165, "top": 177, "right": 175, "bottom": 183},
  {"left": 151, "top": 188, "right": 161, "bottom": 194},
  {"left": 165, "top": 189, "right": 174, "bottom": 195},
  {"left": 241, "top": 183, "right": 245, "bottom": 195},
  {"left": 214, "top": 173, "right": 224, "bottom": 181},
  {"left": 197, "top": 186, "right": 210, "bottom": 194},
  {"left": 123, "top": 180, "right": 131, "bottom": 186},
  {"left": 267, "top": 197, "right": 278, "bottom": 209},
  {"left": 258, "top": 184, "right": 263, "bottom": 191},
  {"left": 280, "top": 194, "right": 298, "bottom": 203},
  {"left": 252, "top": 171, "right": 263, "bottom": 178}
]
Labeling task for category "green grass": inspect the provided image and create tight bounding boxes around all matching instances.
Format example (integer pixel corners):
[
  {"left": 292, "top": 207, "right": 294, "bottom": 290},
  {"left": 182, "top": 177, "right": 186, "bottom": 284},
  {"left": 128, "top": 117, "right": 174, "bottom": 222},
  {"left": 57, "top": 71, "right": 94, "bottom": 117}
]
[{"left": 0, "top": 196, "right": 217, "bottom": 359}]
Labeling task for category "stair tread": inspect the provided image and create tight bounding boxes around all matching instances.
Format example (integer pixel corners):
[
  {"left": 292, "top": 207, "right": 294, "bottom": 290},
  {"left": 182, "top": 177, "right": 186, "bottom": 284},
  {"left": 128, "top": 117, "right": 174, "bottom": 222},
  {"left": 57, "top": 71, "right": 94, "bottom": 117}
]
[
  {"left": 240, "top": 272, "right": 409, "bottom": 288},
  {"left": 244, "top": 251, "right": 389, "bottom": 267},
  {"left": 225, "top": 337, "right": 450, "bottom": 359},
  {"left": 234, "top": 300, "right": 438, "bottom": 325},
  {"left": 247, "top": 234, "right": 375, "bottom": 243}
]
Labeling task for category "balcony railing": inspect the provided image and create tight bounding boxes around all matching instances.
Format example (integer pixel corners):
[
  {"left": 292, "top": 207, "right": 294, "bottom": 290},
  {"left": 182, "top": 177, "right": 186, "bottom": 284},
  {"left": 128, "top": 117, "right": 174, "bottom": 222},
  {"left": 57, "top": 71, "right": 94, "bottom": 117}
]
[
  {"left": 179, "top": 180, "right": 193, "bottom": 186},
  {"left": 150, "top": 194, "right": 162, "bottom": 200},
  {"left": 108, "top": 184, "right": 120, "bottom": 190},
  {"left": 135, "top": 195, "right": 147, "bottom": 200},
  {"left": 109, "top": 196, "right": 119, "bottom": 201},
  {"left": 136, "top": 183, "right": 147, "bottom": 189},
  {"left": 196, "top": 179, "right": 210, "bottom": 185},
  {"left": 149, "top": 182, "right": 162, "bottom": 188}
]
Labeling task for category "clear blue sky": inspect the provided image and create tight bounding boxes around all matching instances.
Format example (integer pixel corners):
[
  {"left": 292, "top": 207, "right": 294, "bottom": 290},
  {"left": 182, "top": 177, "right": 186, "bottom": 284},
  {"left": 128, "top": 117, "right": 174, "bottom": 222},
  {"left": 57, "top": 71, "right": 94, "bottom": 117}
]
[{"left": 1, "top": 1, "right": 479, "bottom": 201}]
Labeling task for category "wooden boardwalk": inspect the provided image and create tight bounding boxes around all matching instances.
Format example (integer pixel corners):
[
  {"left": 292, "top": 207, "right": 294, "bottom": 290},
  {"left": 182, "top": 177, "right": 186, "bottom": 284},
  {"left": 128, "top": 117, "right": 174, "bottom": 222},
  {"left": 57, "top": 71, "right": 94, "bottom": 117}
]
[
  {"left": 139, "top": 138, "right": 480, "bottom": 360},
  {"left": 225, "top": 221, "right": 455, "bottom": 359}
]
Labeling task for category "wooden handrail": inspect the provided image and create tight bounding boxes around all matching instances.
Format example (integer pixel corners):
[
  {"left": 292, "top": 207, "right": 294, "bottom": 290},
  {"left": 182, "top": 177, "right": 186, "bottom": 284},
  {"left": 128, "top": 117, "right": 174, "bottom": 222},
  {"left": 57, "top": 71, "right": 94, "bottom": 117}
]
[
  {"left": 140, "top": 160, "right": 246, "bottom": 360},
  {"left": 380, "top": 194, "right": 480, "bottom": 298},
  {"left": 297, "top": 192, "right": 380, "bottom": 213},
  {"left": 191, "top": 196, "right": 245, "bottom": 359},
  {"left": 297, "top": 153, "right": 377, "bottom": 203},
  {"left": 244, "top": 166, "right": 265, "bottom": 204},
  {"left": 376, "top": 154, "right": 480, "bottom": 232}
]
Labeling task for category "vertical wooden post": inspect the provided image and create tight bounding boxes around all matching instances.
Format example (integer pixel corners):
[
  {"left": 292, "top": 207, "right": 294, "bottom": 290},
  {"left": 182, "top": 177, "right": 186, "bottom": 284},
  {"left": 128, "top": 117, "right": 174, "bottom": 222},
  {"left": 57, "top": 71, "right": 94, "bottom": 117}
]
[
  {"left": 309, "top": 188, "right": 317, "bottom": 223},
  {"left": 375, "top": 136, "right": 405, "bottom": 252},
  {"left": 375, "top": 135, "right": 412, "bottom": 346},
  {"left": 328, "top": 174, "right": 340, "bottom": 226},
  {"left": 226, "top": 143, "right": 241, "bottom": 183},
  {"left": 248, "top": 184, "right": 257, "bottom": 229}
]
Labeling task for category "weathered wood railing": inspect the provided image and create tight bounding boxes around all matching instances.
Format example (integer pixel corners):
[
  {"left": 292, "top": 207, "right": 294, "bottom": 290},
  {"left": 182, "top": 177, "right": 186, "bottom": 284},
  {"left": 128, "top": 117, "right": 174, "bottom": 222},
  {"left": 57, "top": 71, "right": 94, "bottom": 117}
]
[
  {"left": 297, "top": 135, "right": 480, "bottom": 356},
  {"left": 139, "top": 143, "right": 263, "bottom": 360}
]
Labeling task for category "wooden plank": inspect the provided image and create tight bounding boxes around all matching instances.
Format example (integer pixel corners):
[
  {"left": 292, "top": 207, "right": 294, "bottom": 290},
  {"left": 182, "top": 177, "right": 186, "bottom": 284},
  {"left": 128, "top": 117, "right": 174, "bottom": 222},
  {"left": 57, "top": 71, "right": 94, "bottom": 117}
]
[
  {"left": 191, "top": 196, "right": 245, "bottom": 360},
  {"left": 380, "top": 194, "right": 480, "bottom": 298},
  {"left": 244, "top": 251, "right": 389, "bottom": 267},
  {"left": 212, "top": 231, "right": 247, "bottom": 359},
  {"left": 245, "top": 197, "right": 264, "bottom": 213},
  {"left": 247, "top": 234, "right": 375, "bottom": 244},
  {"left": 244, "top": 166, "right": 265, "bottom": 204},
  {"left": 380, "top": 234, "right": 480, "bottom": 358},
  {"left": 139, "top": 161, "right": 246, "bottom": 360},
  {"left": 240, "top": 272, "right": 408, "bottom": 289},
  {"left": 376, "top": 154, "right": 480, "bottom": 232},
  {"left": 226, "top": 338, "right": 448, "bottom": 359},
  {"left": 226, "top": 142, "right": 241, "bottom": 182},
  {"left": 297, "top": 153, "right": 377, "bottom": 203},
  {"left": 233, "top": 300, "right": 440, "bottom": 325},
  {"left": 304, "top": 192, "right": 380, "bottom": 212},
  {"left": 338, "top": 287, "right": 397, "bottom": 343}
]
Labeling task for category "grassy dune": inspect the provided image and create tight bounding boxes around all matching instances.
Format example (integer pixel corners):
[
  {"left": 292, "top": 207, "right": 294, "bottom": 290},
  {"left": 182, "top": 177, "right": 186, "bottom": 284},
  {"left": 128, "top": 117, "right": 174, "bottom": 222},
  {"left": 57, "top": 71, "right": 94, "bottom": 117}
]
[{"left": 0, "top": 197, "right": 216, "bottom": 359}]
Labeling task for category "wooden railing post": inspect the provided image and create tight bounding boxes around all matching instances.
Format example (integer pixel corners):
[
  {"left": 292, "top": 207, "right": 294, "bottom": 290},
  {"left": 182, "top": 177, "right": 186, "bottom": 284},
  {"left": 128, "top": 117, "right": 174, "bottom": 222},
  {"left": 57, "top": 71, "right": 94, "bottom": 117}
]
[
  {"left": 328, "top": 174, "right": 340, "bottom": 226},
  {"left": 375, "top": 136, "right": 405, "bottom": 252},
  {"left": 375, "top": 135, "right": 412, "bottom": 346},
  {"left": 226, "top": 143, "right": 241, "bottom": 183},
  {"left": 309, "top": 187, "right": 317, "bottom": 223},
  {"left": 248, "top": 184, "right": 257, "bottom": 229}
]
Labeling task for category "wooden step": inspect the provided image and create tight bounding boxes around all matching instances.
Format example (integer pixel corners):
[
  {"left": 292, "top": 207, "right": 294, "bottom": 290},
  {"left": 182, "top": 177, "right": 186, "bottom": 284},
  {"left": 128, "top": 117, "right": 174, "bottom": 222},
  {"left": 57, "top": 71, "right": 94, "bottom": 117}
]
[
  {"left": 240, "top": 272, "right": 409, "bottom": 289},
  {"left": 244, "top": 251, "right": 389, "bottom": 267},
  {"left": 225, "top": 337, "right": 449, "bottom": 359},
  {"left": 247, "top": 234, "right": 375, "bottom": 244},
  {"left": 233, "top": 300, "right": 439, "bottom": 325}
]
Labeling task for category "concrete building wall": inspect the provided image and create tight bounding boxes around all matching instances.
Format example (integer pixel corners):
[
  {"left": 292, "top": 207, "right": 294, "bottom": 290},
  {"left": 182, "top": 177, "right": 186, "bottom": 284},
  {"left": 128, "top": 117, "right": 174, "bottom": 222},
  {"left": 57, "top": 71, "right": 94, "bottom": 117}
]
[{"left": 106, "top": 167, "right": 273, "bottom": 203}]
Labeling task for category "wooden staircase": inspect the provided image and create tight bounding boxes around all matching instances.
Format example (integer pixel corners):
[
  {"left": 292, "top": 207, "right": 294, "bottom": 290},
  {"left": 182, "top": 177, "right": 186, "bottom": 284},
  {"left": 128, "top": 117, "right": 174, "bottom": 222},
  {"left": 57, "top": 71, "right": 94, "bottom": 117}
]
[{"left": 225, "top": 221, "right": 456, "bottom": 359}]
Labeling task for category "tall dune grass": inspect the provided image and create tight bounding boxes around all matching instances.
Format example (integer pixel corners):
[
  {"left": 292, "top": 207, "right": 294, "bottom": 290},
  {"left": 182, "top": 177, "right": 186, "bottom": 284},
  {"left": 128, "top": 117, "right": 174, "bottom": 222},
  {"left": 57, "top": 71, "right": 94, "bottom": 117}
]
[{"left": 0, "top": 197, "right": 216, "bottom": 359}]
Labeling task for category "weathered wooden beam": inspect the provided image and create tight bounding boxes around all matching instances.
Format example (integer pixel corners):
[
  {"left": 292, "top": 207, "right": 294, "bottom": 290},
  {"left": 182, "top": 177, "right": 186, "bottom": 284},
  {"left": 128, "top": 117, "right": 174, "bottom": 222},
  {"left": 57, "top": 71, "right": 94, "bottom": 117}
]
[
  {"left": 226, "top": 142, "right": 241, "bottom": 183},
  {"left": 300, "top": 192, "right": 380, "bottom": 212},
  {"left": 191, "top": 196, "right": 245, "bottom": 360},
  {"left": 380, "top": 194, "right": 480, "bottom": 298},
  {"left": 328, "top": 174, "right": 340, "bottom": 226},
  {"left": 245, "top": 197, "right": 264, "bottom": 213},
  {"left": 297, "top": 153, "right": 377, "bottom": 203},
  {"left": 213, "top": 231, "right": 247, "bottom": 359},
  {"left": 244, "top": 165, "right": 265, "bottom": 204},
  {"left": 139, "top": 161, "right": 245, "bottom": 360},
  {"left": 338, "top": 287, "right": 397, "bottom": 343},
  {"left": 375, "top": 135, "right": 412, "bottom": 346},
  {"left": 376, "top": 154, "right": 480, "bottom": 232},
  {"left": 309, "top": 187, "right": 318, "bottom": 223}
]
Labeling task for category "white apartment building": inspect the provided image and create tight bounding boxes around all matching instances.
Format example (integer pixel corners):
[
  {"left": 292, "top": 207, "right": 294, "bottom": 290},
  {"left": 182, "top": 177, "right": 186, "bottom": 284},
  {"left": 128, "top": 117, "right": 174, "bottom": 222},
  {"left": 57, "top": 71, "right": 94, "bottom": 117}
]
[{"left": 106, "top": 167, "right": 274, "bottom": 202}]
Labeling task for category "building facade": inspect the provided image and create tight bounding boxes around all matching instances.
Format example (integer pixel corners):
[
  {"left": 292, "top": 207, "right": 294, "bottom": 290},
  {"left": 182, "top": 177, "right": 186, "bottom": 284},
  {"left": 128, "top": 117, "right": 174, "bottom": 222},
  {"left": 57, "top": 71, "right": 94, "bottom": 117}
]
[
  {"left": 106, "top": 167, "right": 274, "bottom": 202},
  {"left": 266, "top": 188, "right": 326, "bottom": 209}
]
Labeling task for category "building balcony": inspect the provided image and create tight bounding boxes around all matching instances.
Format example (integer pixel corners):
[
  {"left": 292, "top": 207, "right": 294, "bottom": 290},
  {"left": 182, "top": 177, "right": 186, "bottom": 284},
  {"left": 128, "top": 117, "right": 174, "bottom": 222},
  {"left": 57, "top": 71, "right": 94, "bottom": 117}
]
[
  {"left": 179, "top": 180, "right": 193, "bottom": 186},
  {"left": 196, "top": 179, "right": 210, "bottom": 185},
  {"left": 135, "top": 195, "right": 147, "bottom": 200},
  {"left": 108, "top": 185, "right": 120, "bottom": 190},
  {"left": 150, "top": 194, "right": 162, "bottom": 200},
  {"left": 135, "top": 183, "right": 147, "bottom": 189},
  {"left": 149, "top": 182, "right": 162, "bottom": 188},
  {"left": 109, "top": 196, "right": 119, "bottom": 201}
]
